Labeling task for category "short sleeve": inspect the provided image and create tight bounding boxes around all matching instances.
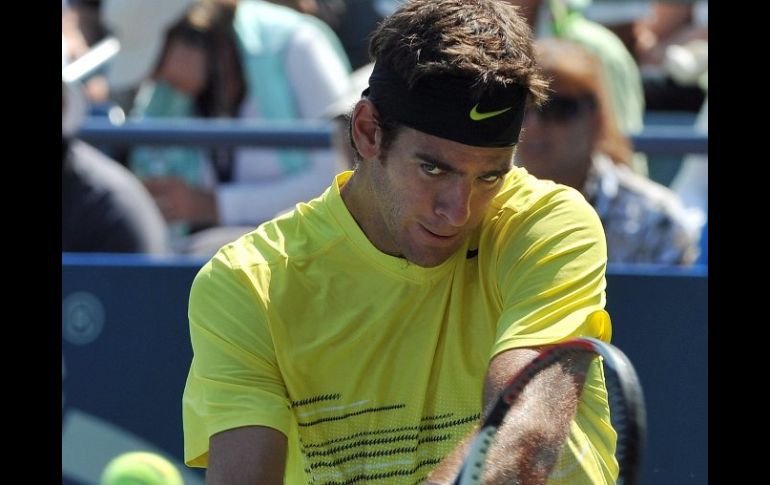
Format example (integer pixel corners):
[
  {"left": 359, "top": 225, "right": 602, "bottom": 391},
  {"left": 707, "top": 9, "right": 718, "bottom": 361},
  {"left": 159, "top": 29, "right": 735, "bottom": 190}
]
[
  {"left": 491, "top": 187, "right": 611, "bottom": 357},
  {"left": 182, "top": 249, "right": 291, "bottom": 467}
]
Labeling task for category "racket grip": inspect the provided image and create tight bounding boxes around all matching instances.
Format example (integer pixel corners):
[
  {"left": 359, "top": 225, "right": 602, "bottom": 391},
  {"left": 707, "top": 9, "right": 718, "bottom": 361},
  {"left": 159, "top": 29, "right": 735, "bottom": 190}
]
[{"left": 454, "top": 425, "right": 497, "bottom": 485}]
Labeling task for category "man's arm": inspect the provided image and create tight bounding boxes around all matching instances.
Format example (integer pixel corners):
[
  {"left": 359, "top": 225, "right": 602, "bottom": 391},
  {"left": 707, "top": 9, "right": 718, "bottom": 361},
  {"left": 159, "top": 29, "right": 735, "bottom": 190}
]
[
  {"left": 425, "top": 185, "right": 609, "bottom": 484},
  {"left": 427, "top": 346, "right": 593, "bottom": 484},
  {"left": 206, "top": 425, "right": 287, "bottom": 485}
]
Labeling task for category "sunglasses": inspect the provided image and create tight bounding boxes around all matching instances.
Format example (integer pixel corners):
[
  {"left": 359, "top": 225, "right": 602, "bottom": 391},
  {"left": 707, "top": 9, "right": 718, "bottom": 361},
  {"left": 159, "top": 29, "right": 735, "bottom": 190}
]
[{"left": 530, "top": 94, "right": 597, "bottom": 122}]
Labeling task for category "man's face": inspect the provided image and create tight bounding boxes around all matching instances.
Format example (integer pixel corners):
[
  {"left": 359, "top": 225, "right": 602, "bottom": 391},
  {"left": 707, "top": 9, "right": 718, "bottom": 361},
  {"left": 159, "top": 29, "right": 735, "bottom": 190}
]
[{"left": 365, "top": 127, "right": 514, "bottom": 268}]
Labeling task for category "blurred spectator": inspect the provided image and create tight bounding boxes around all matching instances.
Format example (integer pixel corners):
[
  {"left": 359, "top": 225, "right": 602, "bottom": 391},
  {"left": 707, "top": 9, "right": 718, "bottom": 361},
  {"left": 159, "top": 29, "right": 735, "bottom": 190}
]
[
  {"left": 62, "top": 79, "right": 169, "bottom": 254},
  {"left": 507, "top": 0, "right": 644, "bottom": 137},
  {"left": 633, "top": 0, "right": 708, "bottom": 68},
  {"left": 631, "top": 0, "right": 708, "bottom": 112},
  {"left": 100, "top": 0, "right": 192, "bottom": 112},
  {"left": 62, "top": 2, "right": 90, "bottom": 65},
  {"left": 267, "top": 0, "right": 322, "bottom": 15},
  {"left": 332, "top": 0, "right": 398, "bottom": 69},
  {"left": 669, "top": 92, "right": 707, "bottom": 235},
  {"left": 505, "top": 0, "right": 647, "bottom": 176},
  {"left": 265, "top": 0, "right": 347, "bottom": 33},
  {"left": 515, "top": 39, "right": 699, "bottom": 265},
  {"left": 101, "top": 0, "right": 352, "bottom": 253},
  {"left": 62, "top": 0, "right": 112, "bottom": 106}
]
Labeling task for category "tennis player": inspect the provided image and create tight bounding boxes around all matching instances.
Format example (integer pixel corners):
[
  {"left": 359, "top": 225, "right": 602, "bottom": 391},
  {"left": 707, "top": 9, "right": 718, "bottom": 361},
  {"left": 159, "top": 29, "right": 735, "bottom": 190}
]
[{"left": 182, "top": 0, "right": 616, "bottom": 483}]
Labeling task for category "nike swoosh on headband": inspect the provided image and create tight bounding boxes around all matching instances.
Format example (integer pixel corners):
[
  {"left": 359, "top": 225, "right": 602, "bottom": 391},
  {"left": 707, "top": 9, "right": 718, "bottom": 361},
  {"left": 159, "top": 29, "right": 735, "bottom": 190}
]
[{"left": 469, "top": 104, "right": 512, "bottom": 121}]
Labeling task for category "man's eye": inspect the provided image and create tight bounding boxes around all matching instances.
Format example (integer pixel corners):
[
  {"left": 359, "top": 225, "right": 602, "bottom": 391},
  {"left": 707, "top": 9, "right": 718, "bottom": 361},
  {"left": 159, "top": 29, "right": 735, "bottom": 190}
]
[
  {"left": 421, "top": 163, "right": 444, "bottom": 176},
  {"left": 480, "top": 174, "right": 501, "bottom": 183}
]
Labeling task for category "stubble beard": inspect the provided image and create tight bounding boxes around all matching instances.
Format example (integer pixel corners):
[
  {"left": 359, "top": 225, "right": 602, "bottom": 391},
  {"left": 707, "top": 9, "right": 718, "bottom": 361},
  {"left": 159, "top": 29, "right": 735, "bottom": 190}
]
[{"left": 370, "top": 159, "right": 459, "bottom": 268}]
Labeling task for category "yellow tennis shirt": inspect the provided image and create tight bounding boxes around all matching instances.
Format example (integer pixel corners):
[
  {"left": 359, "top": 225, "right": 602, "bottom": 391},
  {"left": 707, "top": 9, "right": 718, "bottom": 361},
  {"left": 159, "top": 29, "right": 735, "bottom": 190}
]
[{"left": 183, "top": 169, "right": 617, "bottom": 484}]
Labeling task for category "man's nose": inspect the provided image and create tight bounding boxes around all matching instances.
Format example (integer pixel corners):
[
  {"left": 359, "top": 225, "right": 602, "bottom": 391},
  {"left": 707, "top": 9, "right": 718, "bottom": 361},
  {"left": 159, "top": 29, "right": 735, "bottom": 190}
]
[{"left": 435, "top": 180, "right": 472, "bottom": 227}]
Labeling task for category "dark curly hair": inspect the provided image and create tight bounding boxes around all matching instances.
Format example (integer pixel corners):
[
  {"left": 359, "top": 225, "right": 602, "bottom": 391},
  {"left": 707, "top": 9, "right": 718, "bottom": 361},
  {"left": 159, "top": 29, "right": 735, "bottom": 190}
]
[{"left": 349, "top": 0, "right": 549, "bottom": 161}]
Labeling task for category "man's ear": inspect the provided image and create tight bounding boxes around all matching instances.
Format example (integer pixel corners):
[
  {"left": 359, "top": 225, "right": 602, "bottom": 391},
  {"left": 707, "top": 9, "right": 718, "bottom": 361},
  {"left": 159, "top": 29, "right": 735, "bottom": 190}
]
[{"left": 351, "top": 99, "right": 380, "bottom": 160}]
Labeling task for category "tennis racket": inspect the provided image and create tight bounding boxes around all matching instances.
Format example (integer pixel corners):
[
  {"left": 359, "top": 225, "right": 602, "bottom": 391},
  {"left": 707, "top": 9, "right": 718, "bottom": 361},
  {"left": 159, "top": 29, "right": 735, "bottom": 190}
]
[{"left": 451, "top": 337, "right": 646, "bottom": 485}]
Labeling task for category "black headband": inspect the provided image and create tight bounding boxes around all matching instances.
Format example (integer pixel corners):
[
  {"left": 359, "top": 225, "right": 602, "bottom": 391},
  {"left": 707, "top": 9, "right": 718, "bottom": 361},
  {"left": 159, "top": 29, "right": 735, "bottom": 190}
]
[{"left": 364, "top": 61, "right": 528, "bottom": 147}]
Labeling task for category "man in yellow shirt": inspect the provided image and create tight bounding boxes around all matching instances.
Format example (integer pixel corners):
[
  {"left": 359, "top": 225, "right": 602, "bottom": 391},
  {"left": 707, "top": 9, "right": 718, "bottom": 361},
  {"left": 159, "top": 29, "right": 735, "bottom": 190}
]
[{"left": 183, "top": 0, "right": 616, "bottom": 483}]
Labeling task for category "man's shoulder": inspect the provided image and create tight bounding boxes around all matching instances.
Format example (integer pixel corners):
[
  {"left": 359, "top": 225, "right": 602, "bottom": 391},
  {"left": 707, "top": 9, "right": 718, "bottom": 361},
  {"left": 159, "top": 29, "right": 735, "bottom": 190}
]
[
  {"left": 479, "top": 169, "right": 606, "bottom": 271},
  {"left": 495, "top": 167, "right": 591, "bottom": 217},
  {"left": 217, "top": 197, "right": 341, "bottom": 271},
  {"left": 482, "top": 168, "right": 603, "bottom": 252}
]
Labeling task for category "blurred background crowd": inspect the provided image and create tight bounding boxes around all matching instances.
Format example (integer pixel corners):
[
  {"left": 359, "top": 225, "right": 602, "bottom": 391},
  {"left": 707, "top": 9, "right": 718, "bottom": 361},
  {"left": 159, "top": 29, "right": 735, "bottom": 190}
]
[{"left": 62, "top": 0, "right": 708, "bottom": 263}]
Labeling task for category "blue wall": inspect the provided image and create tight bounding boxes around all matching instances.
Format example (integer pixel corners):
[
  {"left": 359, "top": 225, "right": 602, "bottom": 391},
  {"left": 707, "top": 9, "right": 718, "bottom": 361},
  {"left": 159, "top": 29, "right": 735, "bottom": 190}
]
[
  {"left": 604, "top": 266, "right": 708, "bottom": 484},
  {"left": 62, "top": 255, "right": 707, "bottom": 484}
]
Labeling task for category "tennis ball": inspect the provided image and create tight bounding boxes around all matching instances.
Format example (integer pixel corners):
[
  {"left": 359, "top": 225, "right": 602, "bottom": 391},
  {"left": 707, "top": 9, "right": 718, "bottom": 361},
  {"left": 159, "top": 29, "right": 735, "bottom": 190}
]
[{"left": 101, "top": 451, "right": 184, "bottom": 485}]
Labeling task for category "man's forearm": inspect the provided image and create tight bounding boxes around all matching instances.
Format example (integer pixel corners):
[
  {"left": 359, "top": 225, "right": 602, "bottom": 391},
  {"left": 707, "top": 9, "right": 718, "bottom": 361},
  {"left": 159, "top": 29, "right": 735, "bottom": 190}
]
[
  {"left": 206, "top": 426, "right": 287, "bottom": 485},
  {"left": 426, "top": 349, "right": 592, "bottom": 485}
]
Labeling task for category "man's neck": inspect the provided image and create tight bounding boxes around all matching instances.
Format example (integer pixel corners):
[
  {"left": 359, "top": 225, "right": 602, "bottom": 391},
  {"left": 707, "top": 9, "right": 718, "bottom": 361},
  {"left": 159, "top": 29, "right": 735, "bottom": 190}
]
[
  {"left": 340, "top": 170, "right": 401, "bottom": 258},
  {"left": 340, "top": 170, "right": 374, "bottom": 238}
]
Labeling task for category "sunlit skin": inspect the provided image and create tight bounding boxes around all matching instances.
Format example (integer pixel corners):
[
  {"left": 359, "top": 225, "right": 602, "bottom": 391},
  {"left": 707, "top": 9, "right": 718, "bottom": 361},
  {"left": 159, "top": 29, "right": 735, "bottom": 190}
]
[{"left": 342, "top": 100, "right": 515, "bottom": 268}]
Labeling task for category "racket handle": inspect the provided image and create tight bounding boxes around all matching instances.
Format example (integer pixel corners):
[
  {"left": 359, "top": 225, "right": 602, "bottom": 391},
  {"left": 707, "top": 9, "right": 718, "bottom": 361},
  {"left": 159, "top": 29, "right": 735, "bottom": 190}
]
[{"left": 454, "top": 425, "right": 497, "bottom": 485}]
